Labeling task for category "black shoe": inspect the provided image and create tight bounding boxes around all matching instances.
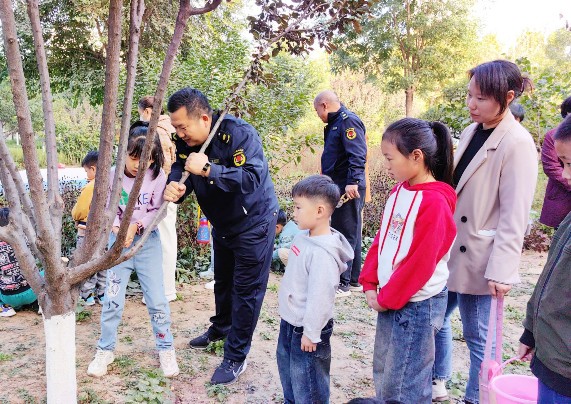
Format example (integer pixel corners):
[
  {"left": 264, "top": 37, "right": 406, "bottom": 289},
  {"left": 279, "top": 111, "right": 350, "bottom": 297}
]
[
  {"left": 188, "top": 330, "right": 225, "bottom": 349},
  {"left": 338, "top": 283, "right": 350, "bottom": 292},
  {"left": 210, "top": 358, "right": 247, "bottom": 385}
]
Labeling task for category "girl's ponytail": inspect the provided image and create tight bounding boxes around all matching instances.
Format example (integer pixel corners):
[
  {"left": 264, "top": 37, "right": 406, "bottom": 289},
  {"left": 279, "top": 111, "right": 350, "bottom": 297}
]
[{"left": 430, "top": 121, "right": 454, "bottom": 186}]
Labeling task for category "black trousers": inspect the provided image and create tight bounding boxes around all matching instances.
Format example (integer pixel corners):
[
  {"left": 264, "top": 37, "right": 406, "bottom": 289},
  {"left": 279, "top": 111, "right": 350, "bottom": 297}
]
[
  {"left": 209, "top": 215, "right": 277, "bottom": 362},
  {"left": 331, "top": 186, "right": 366, "bottom": 286}
]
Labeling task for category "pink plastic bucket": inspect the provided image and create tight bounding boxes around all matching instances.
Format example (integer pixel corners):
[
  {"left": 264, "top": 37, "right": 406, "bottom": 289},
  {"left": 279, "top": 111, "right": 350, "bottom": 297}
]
[{"left": 489, "top": 374, "right": 538, "bottom": 404}]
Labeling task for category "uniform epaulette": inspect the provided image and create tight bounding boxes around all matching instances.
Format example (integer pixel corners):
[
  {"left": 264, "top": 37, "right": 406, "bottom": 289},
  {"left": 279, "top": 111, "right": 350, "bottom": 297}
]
[
  {"left": 341, "top": 112, "right": 349, "bottom": 120},
  {"left": 218, "top": 132, "right": 231, "bottom": 145}
]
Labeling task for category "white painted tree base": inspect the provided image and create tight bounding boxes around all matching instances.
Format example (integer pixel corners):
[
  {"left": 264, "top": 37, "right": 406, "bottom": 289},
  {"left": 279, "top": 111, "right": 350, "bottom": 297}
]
[{"left": 43, "top": 311, "right": 77, "bottom": 404}]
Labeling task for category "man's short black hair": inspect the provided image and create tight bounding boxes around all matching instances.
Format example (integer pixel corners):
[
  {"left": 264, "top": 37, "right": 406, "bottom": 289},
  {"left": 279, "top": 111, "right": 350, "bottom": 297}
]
[
  {"left": 561, "top": 96, "right": 571, "bottom": 118},
  {"left": 277, "top": 209, "right": 287, "bottom": 226},
  {"left": 509, "top": 103, "right": 525, "bottom": 122},
  {"left": 81, "top": 151, "right": 99, "bottom": 168},
  {"left": 167, "top": 87, "right": 212, "bottom": 118},
  {"left": 291, "top": 175, "right": 340, "bottom": 212}
]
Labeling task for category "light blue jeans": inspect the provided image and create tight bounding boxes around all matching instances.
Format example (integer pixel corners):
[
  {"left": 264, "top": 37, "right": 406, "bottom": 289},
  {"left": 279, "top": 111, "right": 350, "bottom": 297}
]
[
  {"left": 97, "top": 230, "right": 173, "bottom": 351},
  {"left": 373, "top": 288, "right": 447, "bottom": 403},
  {"left": 434, "top": 292, "right": 492, "bottom": 404}
]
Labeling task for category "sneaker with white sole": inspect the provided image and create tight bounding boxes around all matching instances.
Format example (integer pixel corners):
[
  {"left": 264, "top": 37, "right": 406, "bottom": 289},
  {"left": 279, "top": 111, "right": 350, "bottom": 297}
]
[
  {"left": 159, "top": 349, "right": 180, "bottom": 378},
  {"left": 0, "top": 304, "right": 16, "bottom": 317},
  {"left": 210, "top": 358, "right": 247, "bottom": 385},
  {"left": 87, "top": 349, "right": 115, "bottom": 377},
  {"left": 349, "top": 282, "right": 363, "bottom": 292},
  {"left": 335, "top": 284, "right": 351, "bottom": 298},
  {"left": 432, "top": 379, "right": 448, "bottom": 402}
]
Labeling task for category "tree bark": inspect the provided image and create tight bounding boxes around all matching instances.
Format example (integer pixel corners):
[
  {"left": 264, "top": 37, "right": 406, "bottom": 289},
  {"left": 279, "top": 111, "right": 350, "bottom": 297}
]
[
  {"left": 78, "top": 0, "right": 124, "bottom": 266},
  {"left": 405, "top": 86, "right": 414, "bottom": 117},
  {"left": 27, "top": 0, "right": 63, "bottom": 242}
]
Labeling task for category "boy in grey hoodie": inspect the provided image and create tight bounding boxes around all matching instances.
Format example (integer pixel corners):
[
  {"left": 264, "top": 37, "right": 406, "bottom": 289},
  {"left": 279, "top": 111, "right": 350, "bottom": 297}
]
[{"left": 277, "top": 175, "right": 354, "bottom": 403}]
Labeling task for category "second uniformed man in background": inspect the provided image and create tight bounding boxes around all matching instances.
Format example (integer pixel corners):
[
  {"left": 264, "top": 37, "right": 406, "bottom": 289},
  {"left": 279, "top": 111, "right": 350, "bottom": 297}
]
[
  {"left": 163, "top": 87, "right": 279, "bottom": 384},
  {"left": 314, "top": 90, "right": 367, "bottom": 297}
]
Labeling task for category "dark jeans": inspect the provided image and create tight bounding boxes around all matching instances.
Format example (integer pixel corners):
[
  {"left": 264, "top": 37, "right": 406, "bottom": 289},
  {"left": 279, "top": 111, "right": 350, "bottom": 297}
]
[
  {"left": 276, "top": 319, "right": 334, "bottom": 404},
  {"left": 374, "top": 288, "right": 447, "bottom": 403},
  {"left": 209, "top": 216, "right": 277, "bottom": 362},
  {"left": 331, "top": 186, "right": 366, "bottom": 286},
  {"left": 539, "top": 379, "right": 571, "bottom": 404}
]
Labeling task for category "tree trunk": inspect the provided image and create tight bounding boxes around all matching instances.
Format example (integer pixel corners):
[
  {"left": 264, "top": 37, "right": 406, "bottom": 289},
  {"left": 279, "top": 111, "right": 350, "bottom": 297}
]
[
  {"left": 44, "top": 311, "right": 77, "bottom": 403},
  {"left": 405, "top": 86, "right": 414, "bottom": 117}
]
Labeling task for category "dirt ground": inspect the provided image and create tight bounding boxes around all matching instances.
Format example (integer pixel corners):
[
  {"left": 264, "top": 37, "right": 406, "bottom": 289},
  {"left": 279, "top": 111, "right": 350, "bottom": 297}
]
[{"left": 0, "top": 250, "right": 546, "bottom": 404}]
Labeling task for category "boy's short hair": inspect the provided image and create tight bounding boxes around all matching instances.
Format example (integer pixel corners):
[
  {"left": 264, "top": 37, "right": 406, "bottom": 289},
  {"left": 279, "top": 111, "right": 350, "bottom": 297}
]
[
  {"left": 292, "top": 175, "right": 340, "bottom": 212},
  {"left": 277, "top": 209, "right": 287, "bottom": 226},
  {"left": 81, "top": 151, "right": 99, "bottom": 168},
  {"left": 554, "top": 114, "right": 571, "bottom": 142},
  {"left": 509, "top": 103, "right": 525, "bottom": 122},
  {"left": 561, "top": 96, "right": 571, "bottom": 118}
]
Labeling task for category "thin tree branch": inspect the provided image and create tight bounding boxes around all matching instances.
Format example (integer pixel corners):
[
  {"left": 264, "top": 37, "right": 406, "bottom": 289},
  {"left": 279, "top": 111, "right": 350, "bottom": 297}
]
[
  {"left": 27, "top": 0, "right": 64, "bottom": 247},
  {"left": 0, "top": 0, "right": 61, "bottom": 283},
  {"left": 86, "top": 0, "right": 145, "bottom": 260},
  {"left": 80, "top": 0, "right": 123, "bottom": 262},
  {"left": 0, "top": 161, "right": 44, "bottom": 297}
]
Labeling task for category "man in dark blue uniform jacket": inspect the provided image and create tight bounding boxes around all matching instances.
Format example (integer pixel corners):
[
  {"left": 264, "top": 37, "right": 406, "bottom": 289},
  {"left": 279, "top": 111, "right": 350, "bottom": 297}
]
[
  {"left": 314, "top": 90, "right": 367, "bottom": 296},
  {"left": 164, "top": 87, "right": 279, "bottom": 385}
]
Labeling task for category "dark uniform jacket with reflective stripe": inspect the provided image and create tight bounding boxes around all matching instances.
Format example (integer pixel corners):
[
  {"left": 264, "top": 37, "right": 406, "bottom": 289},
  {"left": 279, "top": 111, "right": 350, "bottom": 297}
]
[
  {"left": 321, "top": 105, "right": 367, "bottom": 189},
  {"left": 169, "top": 113, "right": 278, "bottom": 237}
]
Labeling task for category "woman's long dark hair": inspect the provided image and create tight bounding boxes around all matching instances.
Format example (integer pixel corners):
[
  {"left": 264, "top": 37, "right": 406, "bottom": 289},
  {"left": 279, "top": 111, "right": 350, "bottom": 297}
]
[
  {"left": 127, "top": 121, "right": 164, "bottom": 179},
  {"left": 383, "top": 118, "right": 454, "bottom": 186}
]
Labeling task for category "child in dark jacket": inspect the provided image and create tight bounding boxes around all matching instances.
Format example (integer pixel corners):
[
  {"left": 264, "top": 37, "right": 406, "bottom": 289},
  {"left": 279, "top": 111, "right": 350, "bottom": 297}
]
[{"left": 518, "top": 114, "right": 571, "bottom": 403}]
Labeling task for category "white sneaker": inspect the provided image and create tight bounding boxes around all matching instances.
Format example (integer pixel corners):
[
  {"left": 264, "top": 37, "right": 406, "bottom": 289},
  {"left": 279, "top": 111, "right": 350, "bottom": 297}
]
[
  {"left": 432, "top": 379, "right": 448, "bottom": 402},
  {"left": 335, "top": 288, "right": 351, "bottom": 298},
  {"left": 159, "top": 349, "right": 180, "bottom": 378},
  {"left": 204, "top": 280, "right": 215, "bottom": 290},
  {"left": 87, "top": 349, "right": 114, "bottom": 377}
]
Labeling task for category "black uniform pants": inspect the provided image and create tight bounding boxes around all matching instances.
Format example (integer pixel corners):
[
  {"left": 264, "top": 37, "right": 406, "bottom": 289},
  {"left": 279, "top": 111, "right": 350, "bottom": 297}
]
[
  {"left": 209, "top": 215, "right": 277, "bottom": 362},
  {"left": 331, "top": 186, "right": 366, "bottom": 286}
]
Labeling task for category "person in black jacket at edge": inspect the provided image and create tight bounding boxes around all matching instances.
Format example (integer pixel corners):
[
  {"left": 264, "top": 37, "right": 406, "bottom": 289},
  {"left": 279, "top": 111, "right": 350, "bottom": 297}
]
[
  {"left": 163, "top": 87, "right": 279, "bottom": 385},
  {"left": 314, "top": 90, "right": 367, "bottom": 297}
]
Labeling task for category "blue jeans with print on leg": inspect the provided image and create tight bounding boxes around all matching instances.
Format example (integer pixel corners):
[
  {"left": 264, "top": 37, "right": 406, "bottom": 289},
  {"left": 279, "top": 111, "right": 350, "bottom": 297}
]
[
  {"left": 276, "top": 318, "right": 333, "bottom": 404},
  {"left": 373, "top": 288, "right": 447, "bottom": 404},
  {"left": 98, "top": 230, "right": 173, "bottom": 351}
]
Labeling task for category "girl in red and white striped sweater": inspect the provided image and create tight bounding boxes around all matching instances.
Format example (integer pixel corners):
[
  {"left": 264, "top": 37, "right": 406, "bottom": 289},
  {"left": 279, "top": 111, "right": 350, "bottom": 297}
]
[{"left": 359, "top": 118, "right": 457, "bottom": 403}]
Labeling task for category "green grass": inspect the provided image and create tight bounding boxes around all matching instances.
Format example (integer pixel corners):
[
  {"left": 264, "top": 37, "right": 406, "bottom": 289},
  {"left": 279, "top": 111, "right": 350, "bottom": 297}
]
[{"left": 0, "top": 353, "right": 13, "bottom": 362}]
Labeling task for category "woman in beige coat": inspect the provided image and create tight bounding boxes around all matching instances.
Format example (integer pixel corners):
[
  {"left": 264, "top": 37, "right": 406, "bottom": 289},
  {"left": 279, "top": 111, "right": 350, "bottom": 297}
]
[
  {"left": 432, "top": 61, "right": 537, "bottom": 403},
  {"left": 138, "top": 96, "right": 178, "bottom": 302}
]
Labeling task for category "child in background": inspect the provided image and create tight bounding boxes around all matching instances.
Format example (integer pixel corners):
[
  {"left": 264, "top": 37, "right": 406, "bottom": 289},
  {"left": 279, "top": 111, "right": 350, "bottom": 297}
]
[
  {"left": 72, "top": 151, "right": 107, "bottom": 305},
  {"left": 277, "top": 175, "right": 353, "bottom": 403},
  {"left": 87, "top": 121, "right": 179, "bottom": 378},
  {"left": 0, "top": 208, "right": 38, "bottom": 317},
  {"left": 271, "top": 209, "right": 300, "bottom": 272},
  {"left": 138, "top": 96, "right": 178, "bottom": 302},
  {"left": 518, "top": 115, "right": 571, "bottom": 403},
  {"left": 359, "top": 118, "right": 457, "bottom": 403}
]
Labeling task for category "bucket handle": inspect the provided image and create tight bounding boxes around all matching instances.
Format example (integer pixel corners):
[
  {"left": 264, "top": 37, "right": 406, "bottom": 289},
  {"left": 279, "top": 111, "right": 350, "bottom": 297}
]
[{"left": 491, "top": 356, "right": 521, "bottom": 379}]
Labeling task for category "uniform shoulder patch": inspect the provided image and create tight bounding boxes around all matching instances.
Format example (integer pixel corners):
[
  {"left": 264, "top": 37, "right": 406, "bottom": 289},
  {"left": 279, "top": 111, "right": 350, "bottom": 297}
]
[
  {"left": 233, "top": 149, "right": 246, "bottom": 167},
  {"left": 346, "top": 127, "right": 357, "bottom": 140}
]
